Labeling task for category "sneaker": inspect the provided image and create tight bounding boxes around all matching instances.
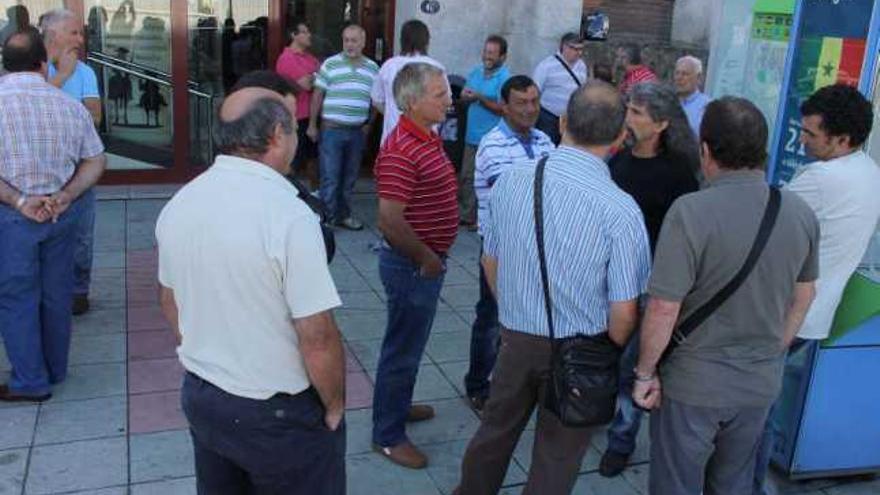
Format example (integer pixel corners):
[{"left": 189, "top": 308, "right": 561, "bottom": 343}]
[
  {"left": 599, "top": 449, "right": 630, "bottom": 477},
  {"left": 372, "top": 441, "right": 428, "bottom": 469},
  {"left": 406, "top": 404, "right": 435, "bottom": 422},
  {"left": 467, "top": 395, "right": 487, "bottom": 417},
  {"left": 72, "top": 294, "right": 90, "bottom": 316},
  {"left": 335, "top": 217, "right": 364, "bottom": 231}
]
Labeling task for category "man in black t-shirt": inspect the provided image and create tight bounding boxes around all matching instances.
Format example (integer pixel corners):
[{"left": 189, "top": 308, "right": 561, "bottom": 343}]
[{"left": 600, "top": 82, "right": 699, "bottom": 477}]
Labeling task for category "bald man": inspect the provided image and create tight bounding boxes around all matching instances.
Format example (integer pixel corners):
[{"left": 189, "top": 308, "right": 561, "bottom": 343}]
[{"left": 156, "top": 87, "right": 347, "bottom": 494}]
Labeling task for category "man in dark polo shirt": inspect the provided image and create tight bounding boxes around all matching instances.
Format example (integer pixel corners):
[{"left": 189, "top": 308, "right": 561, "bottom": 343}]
[
  {"left": 372, "top": 62, "right": 458, "bottom": 469},
  {"left": 600, "top": 82, "right": 699, "bottom": 477},
  {"left": 633, "top": 97, "right": 819, "bottom": 495}
]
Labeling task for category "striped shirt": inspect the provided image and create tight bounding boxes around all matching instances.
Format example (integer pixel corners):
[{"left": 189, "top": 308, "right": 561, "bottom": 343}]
[
  {"left": 483, "top": 146, "right": 651, "bottom": 338},
  {"left": 0, "top": 73, "right": 104, "bottom": 195},
  {"left": 375, "top": 115, "right": 459, "bottom": 254},
  {"left": 475, "top": 119, "right": 554, "bottom": 235},
  {"left": 532, "top": 53, "right": 588, "bottom": 117},
  {"left": 315, "top": 53, "right": 379, "bottom": 126},
  {"left": 619, "top": 65, "right": 658, "bottom": 95}
]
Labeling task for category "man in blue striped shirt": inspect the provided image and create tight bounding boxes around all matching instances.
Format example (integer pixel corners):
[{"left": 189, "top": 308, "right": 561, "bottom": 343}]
[
  {"left": 455, "top": 81, "right": 651, "bottom": 495},
  {"left": 465, "top": 75, "right": 554, "bottom": 415}
]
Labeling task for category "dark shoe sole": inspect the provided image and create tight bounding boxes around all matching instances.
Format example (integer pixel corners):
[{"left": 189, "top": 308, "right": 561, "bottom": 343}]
[{"left": 0, "top": 385, "right": 51, "bottom": 403}]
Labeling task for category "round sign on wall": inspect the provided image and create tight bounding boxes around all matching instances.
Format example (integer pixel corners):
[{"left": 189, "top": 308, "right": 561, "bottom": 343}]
[{"left": 420, "top": 0, "right": 440, "bottom": 15}]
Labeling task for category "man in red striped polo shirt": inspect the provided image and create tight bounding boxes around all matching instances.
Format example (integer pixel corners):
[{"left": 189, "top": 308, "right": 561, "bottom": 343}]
[
  {"left": 372, "top": 62, "right": 458, "bottom": 469},
  {"left": 617, "top": 43, "right": 657, "bottom": 96}
]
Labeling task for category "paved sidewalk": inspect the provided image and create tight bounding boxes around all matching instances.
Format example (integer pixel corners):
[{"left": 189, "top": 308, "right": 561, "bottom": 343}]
[{"left": 0, "top": 182, "right": 877, "bottom": 494}]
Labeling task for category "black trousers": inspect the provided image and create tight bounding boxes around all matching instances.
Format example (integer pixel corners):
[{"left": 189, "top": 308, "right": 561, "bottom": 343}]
[
  {"left": 536, "top": 108, "right": 562, "bottom": 146},
  {"left": 181, "top": 372, "right": 346, "bottom": 495}
]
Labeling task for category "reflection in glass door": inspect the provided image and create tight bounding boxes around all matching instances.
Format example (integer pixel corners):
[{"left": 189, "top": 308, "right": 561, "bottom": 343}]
[
  {"left": 85, "top": 0, "right": 174, "bottom": 170},
  {"left": 187, "top": 0, "right": 269, "bottom": 166}
]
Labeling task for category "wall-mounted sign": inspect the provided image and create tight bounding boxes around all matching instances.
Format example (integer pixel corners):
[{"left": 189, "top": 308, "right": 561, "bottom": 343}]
[{"left": 420, "top": 0, "right": 440, "bottom": 15}]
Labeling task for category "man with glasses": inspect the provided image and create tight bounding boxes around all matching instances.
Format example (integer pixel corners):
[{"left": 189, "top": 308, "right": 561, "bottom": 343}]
[{"left": 532, "top": 32, "right": 587, "bottom": 145}]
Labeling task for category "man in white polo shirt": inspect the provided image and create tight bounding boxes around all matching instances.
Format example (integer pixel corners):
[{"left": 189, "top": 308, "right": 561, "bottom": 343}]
[
  {"left": 532, "top": 32, "right": 587, "bottom": 145},
  {"left": 156, "top": 87, "right": 346, "bottom": 494}
]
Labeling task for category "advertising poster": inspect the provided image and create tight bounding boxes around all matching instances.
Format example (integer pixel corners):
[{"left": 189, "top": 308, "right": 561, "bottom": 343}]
[{"left": 770, "top": 0, "right": 876, "bottom": 184}]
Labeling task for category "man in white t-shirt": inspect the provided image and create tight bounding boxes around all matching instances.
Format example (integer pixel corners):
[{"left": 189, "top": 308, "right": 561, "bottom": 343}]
[
  {"left": 753, "top": 83, "right": 880, "bottom": 495},
  {"left": 532, "top": 32, "right": 587, "bottom": 145},
  {"left": 156, "top": 87, "right": 346, "bottom": 494},
  {"left": 371, "top": 19, "right": 446, "bottom": 145}
]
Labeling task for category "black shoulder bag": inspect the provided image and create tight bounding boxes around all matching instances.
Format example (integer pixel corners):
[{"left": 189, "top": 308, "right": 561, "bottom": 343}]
[
  {"left": 661, "top": 186, "right": 782, "bottom": 361},
  {"left": 287, "top": 175, "right": 336, "bottom": 264},
  {"left": 554, "top": 54, "right": 583, "bottom": 87},
  {"left": 533, "top": 156, "right": 621, "bottom": 427}
]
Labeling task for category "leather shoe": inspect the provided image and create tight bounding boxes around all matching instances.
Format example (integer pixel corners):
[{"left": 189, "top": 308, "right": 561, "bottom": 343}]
[
  {"left": 406, "top": 404, "right": 435, "bottom": 422},
  {"left": 467, "top": 395, "right": 487, "bottom": 417},
  {"left": 0, "top": 384, "right": 51, "bottom": 403},
  {"left": 373, "top": 441, "right": 428, "bottom": 469},
  {"left": 72, "top": 295, "right": 90, "bottom": 316},
  {"left": 599, "top": 449, "right": 630, "bottom": 477}
]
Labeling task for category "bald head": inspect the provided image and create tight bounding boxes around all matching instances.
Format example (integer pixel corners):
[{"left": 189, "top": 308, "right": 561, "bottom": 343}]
[
  {"left": 215, "top": 87, "right": 296, "bottom": 166},
  {"left": 342, "top": 23, "right": 366, "bottom": 58},
  {"left": 564, "top": 80, "right": 626, "bottom": 146}
]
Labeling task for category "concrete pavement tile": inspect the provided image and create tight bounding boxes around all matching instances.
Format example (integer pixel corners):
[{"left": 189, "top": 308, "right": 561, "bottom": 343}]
[
  {"left": 367, "top": 364, "right": 459, "bottom": 403},
  {"left": 89, "top": 279, "right": 126, "bottom": 310},
  {"left": 336, "top": 310, "right": 387, "bottom": 341},
  {"left": 65, "top": 486, "right": 127, "bottom": 494},
  {"left": 344, "top": 408, "right": 374, "bottom": 455},
  {"left": 512, "top": 428, "right": 604, "bottom": 474},
  {"left": 437, "top": 362, "right": 468, "bottom": 397},
  {"left": 573, "top": 471, "right": 644, "bottom": 494},
  {"left": 127, "top": 306, "right": 169, "bottom": 333},
  {"left": 128, "top": 358, "right": 184, "bottom": 395},
  {"left": 440, "top": 284, "right": 480, "bottom": 310},
  {"left": 130, "top": 430, "right": 195, "bottom": 484},
  {"left": 769, "top": 472, "right": 843, "bottom": 494},
  {"left": 422, "top": 439, "right": 526, "bottom": 494},
  {"left": 590, "top": 414, "right": 651, "bottom": 464},
  {"left": 26, "top": 437, "right": 127, "bottom": 494},
  {"left": 408, "top": 399, "right": 481, "bottom": 446},
  {"left": 0, "top": 448, "right": 27, "bottom": 494},
  {"left": 824, "top": 477, "right": 880, "bottom": 494},
  {"left": 129, "top": 391, "right": 187, "bottom": 434},
  {"left": 92, "top": 250, "right": 126, "bottom": 269},
  {"left": 440, "top": 264, "right": 479, "bottom": 287},
  {"left": 346, "top": 452, "right": 441, "bottom": 495},
  {"left": 127, "top": 287, "right": 160, "bottom": 307},
  {"left": 431, "top": 311, "right": 471, "bottom": 335},
  {"left": 128, "top": 330, "right": 178, "bottom": 360},
  {"left": 52, "top": 363, "right": 126, "bottom": 402},
  {"left": 130, "top": 477, "right": 196, "bottom": 495},
  {"left": 72, "top": 308, "right": 126, "bottom": 336},
  {"left": 69, "top": 334, "right": 126, "bottom": 365},
  {"left": 620, "top": 464, "right": 649, "bottom": 493},
  {"left": 425, "top": 330, "right": 471, "bottom": 364},
  {"left": 346, "top": 339, "right": 383, "bottom": 371},
  {"left": 346, "top": 371, "right": 373, "bottom": 410},
  {"left": 35, "top": 396, "right": 126, "bottom": 445},
  {"left": 339, "top": 290, "right": 385, "bottom": 311},
  {"left": 0, "top": 406, "right": 37, "bottom": 449},
  {"left": 0, "top": 346, "right": 7, "bottom": 371}
]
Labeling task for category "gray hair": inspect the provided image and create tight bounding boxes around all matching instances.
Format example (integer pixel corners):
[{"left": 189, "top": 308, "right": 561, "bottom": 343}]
[
  {"left": 565, "top": 80, "right": 626, "bottom": 146},
  {"left": 629, "top": 82, "right": 700, "bottom": 172},
  {"left": 676, "top": 55, "right": 703, "bottom": 75},
  {"left": 39, "top": 8, "right": 76, "bottom": 41},
  {"left": 392, "top": 62, "right": 445, "bottom": 113},
  {"left": 215, "top": 97, "right": 294, "bottom": 156}
]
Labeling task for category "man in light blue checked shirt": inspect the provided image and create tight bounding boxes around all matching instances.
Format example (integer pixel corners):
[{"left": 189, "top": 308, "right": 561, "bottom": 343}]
[
  {"left": 455, "top": 81, "right": 651, "bottom": 495},
  {"left": 464, "top": 75, "right": 554, "bottom": 416}
]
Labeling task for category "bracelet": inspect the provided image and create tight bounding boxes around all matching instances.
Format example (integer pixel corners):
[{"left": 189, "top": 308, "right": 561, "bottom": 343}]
[
  {"left": 14, "top": 193, "right": 27, "bottom": 210},
  {"left": 633, "top": 367, "right": 656, "bottom": 382}
]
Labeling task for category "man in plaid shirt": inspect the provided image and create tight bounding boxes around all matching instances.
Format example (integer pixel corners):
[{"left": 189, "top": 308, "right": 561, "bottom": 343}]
[{"left": 0, "top": 31, "right": 106, "bottom": 402}]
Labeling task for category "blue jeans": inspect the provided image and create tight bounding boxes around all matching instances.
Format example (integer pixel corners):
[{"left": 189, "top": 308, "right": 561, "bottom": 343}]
[
  {"left": 752, "top": 338, "right": 818, "bottom": 495},
  {"left": 181, "top": 372, "right": 345, "bottom": 495},
  {"left": 606, "top": 328, "right": 643, "bottom": 456},
  {"left": 73, "top": 189, "right": 96, "bottom": 296},
  {"left": 464, "top": 247, "right": 500, "bottom": 399},
  {"left": 372, "top": 247, "right": 445, "bottom": 447},
  {"left": 0, "top": 196, "right": 84, "bottom": 395},
  {"left": 319, "top": 127, "right": 365, "bottom": 222}
]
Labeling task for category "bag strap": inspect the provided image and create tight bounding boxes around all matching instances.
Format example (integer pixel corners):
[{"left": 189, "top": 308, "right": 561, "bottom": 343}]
[
  {"left": 664, "top": 187, "right": 782, "bottom": 358},
  {"left": 554, "top": 54, "right": 583, "bottom": 87},
  {"left": 533, "top": 156, "right": 557, "bottom": 357}
]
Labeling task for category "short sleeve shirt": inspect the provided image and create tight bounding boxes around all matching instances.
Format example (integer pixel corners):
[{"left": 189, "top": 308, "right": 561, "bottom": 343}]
[
  {"left": 649, "top": 171, "right": 820, "bottom": 408},
  {"left": 314, "top": 53, "right": 379, "bottom": 126},
  {"left": 47, "top": 61, "right": 100, "bottom": 101},
  {"left": 532, "top": 53, "right": 588, "bottom": 117},
  {"left": 374, "top": 116, "right": 459, "bottom": 254},
  {"left": 156, "top": 155, "right": 342, "bottom": 400},
  {"left": 464, "top": 64, "right": 510, "bottom": 145},
  {"left": 275, "top": 48, "right": 319, "bottom": 120}
]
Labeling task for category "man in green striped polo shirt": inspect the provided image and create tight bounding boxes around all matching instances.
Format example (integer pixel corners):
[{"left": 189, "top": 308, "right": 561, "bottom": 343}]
[{"left": 308, "top": 24, "right": 379, "bottom": 230}]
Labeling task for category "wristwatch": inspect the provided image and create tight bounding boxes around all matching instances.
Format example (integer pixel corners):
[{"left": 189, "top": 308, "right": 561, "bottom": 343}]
[
  {"left": 15, "top": 193, "right": 27, "bottom": 210},
  {"left": 633, "top": 367, "right": 656, "bottom": 382}
]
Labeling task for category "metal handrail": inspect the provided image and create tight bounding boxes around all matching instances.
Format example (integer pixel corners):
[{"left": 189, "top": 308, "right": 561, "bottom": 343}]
[
  {"left": 86, "top": 55, "right": 213, "bottom": 99},
  {"left": 88, "top": 50, "right": 204, "bottom": 92}
]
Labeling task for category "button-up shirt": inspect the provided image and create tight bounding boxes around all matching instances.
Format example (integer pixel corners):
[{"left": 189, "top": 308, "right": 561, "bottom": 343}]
[
  {"left": 533, "top": 53, "right": 588, "bottom": 117},
  {"left": 619, "top": 65, "right": 657, "bottom": 95},
  {"left": 484, "top": 146, "right": 651, "bottom": 338},
  {"left": 474, "top": 119, "right": 554, "bottom": 235},
  {"left": 680, "top": 90, "right": 710, "bottom": 137},
  {"left": 0, "top": 72, "right": 104, "bottom": 195}
]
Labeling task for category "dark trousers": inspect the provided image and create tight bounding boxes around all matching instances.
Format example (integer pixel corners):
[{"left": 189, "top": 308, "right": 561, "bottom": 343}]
[
  {"left": 292, "top": 118, "right": 316, "bottom": 175},
  {"left": 372, "top": 247, "right": 445, "bottom": 446},
  {"left": 458, "top": 329, "right": 593, "bottom": 495},
  {"left": 464, "top": 248, "right": 500, "bottom": 400},
  {"left": 605, "top": 328, "right": 644, "bottom": 455},
  {"left": 181, "top": 372, "right": 346, "bottom": 495},
  {"left": 0, "top": 196, "right": 83, "bottom": 395},
  {"left": 73, "top": 188, "right": 96, "bottom": 296},
  {"left": 536, "top": 108, "right": 561, "bottom": 146}
]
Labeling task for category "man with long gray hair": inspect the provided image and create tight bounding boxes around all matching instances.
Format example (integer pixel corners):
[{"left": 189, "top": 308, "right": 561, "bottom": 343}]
[
  {"left": 599, "top": 82, "right": 700, "bottom": 477},
  {"left": 372, "top": 62, "right": 458, "bottom": 469},
  {"left": 156, "top": 87, "right": 346, "bottom": 494},
  {"left": 455, "top": 81, "right": 651, "bottom": 495}
]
